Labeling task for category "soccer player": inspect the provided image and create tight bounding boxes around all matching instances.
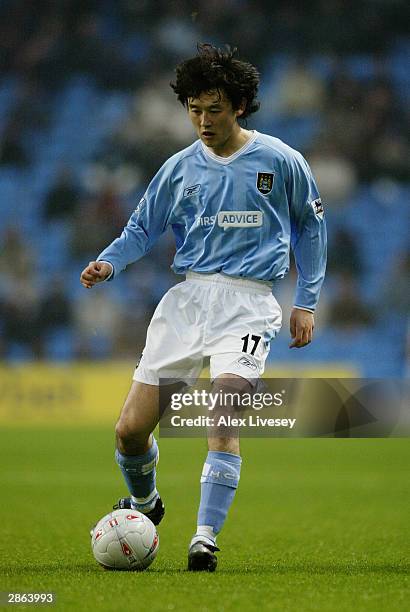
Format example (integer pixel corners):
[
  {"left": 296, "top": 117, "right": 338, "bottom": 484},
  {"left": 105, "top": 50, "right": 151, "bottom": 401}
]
[{"left": 81, "top": 44, "right": 326, "bottom": 571}]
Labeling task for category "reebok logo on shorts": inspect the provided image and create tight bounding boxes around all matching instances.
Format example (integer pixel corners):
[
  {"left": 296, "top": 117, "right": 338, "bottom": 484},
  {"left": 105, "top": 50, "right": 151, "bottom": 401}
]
[{"left": 237, "top": 356, "right": 258, "bottom": 370}]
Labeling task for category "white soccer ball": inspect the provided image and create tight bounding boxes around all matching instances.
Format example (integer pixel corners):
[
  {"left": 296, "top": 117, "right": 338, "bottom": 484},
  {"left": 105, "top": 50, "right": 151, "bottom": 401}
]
[{"left": 91, "top": 509, "right": 159, "bottom": 571}]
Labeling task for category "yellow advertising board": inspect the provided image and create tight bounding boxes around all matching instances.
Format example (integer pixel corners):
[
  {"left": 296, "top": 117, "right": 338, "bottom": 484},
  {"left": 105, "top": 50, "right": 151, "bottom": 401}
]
[
  {"left": 0, "top": 363, "right": 131, "bottom": 427},
  {"left": 0, "top": 362, "right": 358, "bottom": 426}
]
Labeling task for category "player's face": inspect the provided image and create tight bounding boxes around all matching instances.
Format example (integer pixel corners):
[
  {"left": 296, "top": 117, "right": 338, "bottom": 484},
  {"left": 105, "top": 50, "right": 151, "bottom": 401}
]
[{"left": 187, "top": 90, "right": 244, "bottom": 155}]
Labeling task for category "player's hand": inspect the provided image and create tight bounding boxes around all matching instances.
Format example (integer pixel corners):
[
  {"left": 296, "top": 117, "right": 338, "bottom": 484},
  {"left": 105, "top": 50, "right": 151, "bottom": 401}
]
[
  {"left": 289, "top": 308, "right": 314, "bottom": 348},
  {"left": 80, "top": 261, "right": 112, "bottom": 289}
]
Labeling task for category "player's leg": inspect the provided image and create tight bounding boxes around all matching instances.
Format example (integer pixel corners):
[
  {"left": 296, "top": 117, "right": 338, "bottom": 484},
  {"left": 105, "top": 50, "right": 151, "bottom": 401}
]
[
  {"left": 114, "top": 380, "right": 183, "bottom": 523},
  {"left": 113, "top": 279, "right": 205, "bottom": 523},
  {"left": 188, "top": 373, "right": 249, "bottom": 571},
  {"left": 186, "top": 273, "right": 283, "bottom": 569}
]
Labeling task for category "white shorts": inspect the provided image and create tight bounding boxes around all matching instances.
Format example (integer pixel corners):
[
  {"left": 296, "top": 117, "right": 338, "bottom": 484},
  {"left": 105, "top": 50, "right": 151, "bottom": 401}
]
[{"left": 133, "top": 272, "right": 282, "bottom": 386}]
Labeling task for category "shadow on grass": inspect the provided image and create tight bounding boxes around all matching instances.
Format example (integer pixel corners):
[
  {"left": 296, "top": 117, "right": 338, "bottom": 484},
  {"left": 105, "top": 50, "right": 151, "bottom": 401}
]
[{"left": 4, "top": 560, "right": 409, "bottom": 577}]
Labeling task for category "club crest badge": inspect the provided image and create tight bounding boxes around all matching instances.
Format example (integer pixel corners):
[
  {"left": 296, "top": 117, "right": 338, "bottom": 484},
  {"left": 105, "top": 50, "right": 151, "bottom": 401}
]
[{"left": 256, "top": 172, "right": 274, "bottom": 195}]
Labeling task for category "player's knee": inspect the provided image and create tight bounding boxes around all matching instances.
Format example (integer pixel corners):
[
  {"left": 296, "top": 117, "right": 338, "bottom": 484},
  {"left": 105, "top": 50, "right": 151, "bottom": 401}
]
[
  {"left": 115, "top": 416, "right": 151, "bottom": 442},
  {"left": 115, "top": 418, "right": 137, "bottom": 445},
  {"left": 115, "top": 419, "right": 125, "bottom": 442},
  {"left": 115, "top": 418, "right": 150, "bottom": 451}
]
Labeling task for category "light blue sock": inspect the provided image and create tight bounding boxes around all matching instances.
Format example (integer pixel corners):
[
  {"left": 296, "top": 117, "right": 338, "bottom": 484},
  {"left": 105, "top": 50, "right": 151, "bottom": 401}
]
[
  {"left": 192, "top": 451, "right": 242, "bottom": 547},
  {"left": 115, "top": 436, "right": 159, "bottom": 512}
]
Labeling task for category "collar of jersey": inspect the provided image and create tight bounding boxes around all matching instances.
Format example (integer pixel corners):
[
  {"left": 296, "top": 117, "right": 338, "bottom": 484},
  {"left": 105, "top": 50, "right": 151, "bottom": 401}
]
[{"left": 200, "top": 130, "right": 258, "bottom": 165}]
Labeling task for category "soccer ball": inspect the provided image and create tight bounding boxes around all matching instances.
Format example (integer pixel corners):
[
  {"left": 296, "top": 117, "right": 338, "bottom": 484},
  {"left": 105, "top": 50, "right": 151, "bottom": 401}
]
[{"left": 91, "top": 509, "right": 159, "bottom": 570}]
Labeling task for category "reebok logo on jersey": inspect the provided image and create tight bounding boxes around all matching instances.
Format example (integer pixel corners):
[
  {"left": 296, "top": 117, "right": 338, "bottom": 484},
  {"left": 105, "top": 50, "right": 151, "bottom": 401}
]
[
  {"left": 183, "top": 184, "right": 201, "bottom": 197},
  {"left": 218, "top": 211, "right": 263, "bottom": 230},
  {"left": 257, "top": 172, "right": 274, "bottom": 194},
  {"left": 311, "top": 198, "right": 324, "bottom": 219}
]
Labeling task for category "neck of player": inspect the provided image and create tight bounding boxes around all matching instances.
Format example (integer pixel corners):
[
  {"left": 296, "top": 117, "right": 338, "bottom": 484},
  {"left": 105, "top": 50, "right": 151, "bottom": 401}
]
[{"left": 207, "top": 126, "right": 253, "bottom": 158}]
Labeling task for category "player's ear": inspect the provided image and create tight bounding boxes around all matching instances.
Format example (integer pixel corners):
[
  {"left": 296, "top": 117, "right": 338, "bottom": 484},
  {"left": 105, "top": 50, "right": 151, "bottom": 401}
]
[{"left": 235, "top": 99, "right": 247, "bottom": 118}]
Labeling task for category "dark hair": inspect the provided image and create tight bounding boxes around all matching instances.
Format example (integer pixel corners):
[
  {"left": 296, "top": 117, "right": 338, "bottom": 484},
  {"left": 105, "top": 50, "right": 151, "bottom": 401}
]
[{"left": 170, "top": 43, "right": 260, "bottom": 119}]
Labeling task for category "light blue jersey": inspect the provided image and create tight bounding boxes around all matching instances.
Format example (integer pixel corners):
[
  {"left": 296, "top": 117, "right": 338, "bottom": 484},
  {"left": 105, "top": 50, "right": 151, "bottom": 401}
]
[{"left": 97, "top": 131, "right": 327, "bottom": 310}]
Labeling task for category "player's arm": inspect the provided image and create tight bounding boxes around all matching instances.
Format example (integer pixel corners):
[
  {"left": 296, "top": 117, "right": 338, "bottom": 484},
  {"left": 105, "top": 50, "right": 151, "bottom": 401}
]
[
  {"left": 80, "top": 163, "right": 173, "bottom": 288},
  {"left": 287, "top": 152, "right": 327, "bottom": 348}
]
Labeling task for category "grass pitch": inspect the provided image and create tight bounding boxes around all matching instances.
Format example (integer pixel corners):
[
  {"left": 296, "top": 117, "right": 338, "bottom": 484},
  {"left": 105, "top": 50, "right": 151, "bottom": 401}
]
[{"left": 0, "top": 429, "right": 409, "bottom": 611}]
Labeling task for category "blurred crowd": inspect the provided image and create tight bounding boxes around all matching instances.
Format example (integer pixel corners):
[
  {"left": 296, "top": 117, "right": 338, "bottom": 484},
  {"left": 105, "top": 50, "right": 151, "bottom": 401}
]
[{"left": 0, "top": 0, "right": 409, "bottom": 373}]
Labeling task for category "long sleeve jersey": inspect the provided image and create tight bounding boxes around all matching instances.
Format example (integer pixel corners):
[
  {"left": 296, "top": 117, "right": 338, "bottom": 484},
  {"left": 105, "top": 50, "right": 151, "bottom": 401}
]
[{"left": 97, "top": 130, "right": 327, "bottom": 310}]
